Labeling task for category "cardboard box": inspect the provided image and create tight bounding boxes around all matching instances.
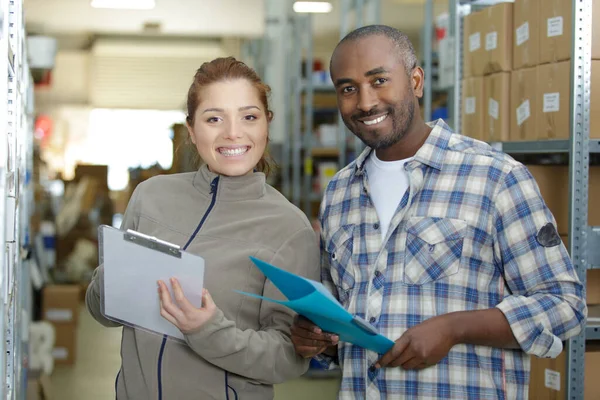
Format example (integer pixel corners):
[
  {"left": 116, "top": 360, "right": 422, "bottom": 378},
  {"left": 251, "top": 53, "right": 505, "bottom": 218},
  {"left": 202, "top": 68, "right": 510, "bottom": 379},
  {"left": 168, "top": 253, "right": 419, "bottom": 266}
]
[
  {"left": 539, "top": 0, "right": 572, "bottom": 64},
  {"left": 585, "top": 345, "right": 600, "bottom": 399},
  {"left": 52, "top": 323, "right": 77, "bottom": 365},
  {"left": 461, "top": 77, "right": 485, "bottom": 140},
  {"left": 529, "top": 351, "right": 565, "bottom": 399},
  {"left": 539, "top": 0, "right": 600, "bottom": 63},
  {"left": 526, "top": 165, "right": 600, "bottom": 235},
  {"left": 510, "top": 68, "right": 538, "bottom": 141},
  {"left": 463, "top": 3, "right": 513, "bottom": 77},
  {"left": 537, "top": 62, "right": 570, "bottom": 140},
  {"left": 513, "top": 0, "right": 540, "bottom": 69},
  {"left": 42, "top": 285, "right": 81, "bottom": 325},
  {"left": 530, "top": 347, "right": 600, "bottom": 399},
  {"left": 591, "top": 60, "right": 600, "bottom": 139},
  {"left": 484, "top": 72, "right": 510, "bottom": 142},
  {"left": 463, "top": 10, "right": 483, "bottom": 78}
]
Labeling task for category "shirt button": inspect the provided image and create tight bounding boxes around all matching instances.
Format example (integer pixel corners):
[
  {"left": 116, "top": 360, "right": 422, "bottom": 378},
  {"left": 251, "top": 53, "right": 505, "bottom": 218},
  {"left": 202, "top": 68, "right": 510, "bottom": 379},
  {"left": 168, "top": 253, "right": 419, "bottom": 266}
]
[
  {"left": 369, "top": 317, "right": 376, "bottom": 324},
  {"left": 369, "top": 364, "right": 377, "bottom": 373},
  {"left": 375, "top": 271, "right": 381, "bottom": 277},
  {"left": 363, "top": 187, "right": 368, "bottom": 194},
  {"left": 373, "top": 223, "right": 379, "bottom": 230}
]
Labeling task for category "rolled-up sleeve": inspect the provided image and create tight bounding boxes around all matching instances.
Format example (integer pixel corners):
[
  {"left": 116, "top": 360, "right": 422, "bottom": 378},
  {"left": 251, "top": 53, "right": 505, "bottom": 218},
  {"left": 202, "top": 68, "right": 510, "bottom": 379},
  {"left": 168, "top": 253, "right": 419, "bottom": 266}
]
[{"left": 493, "top": 165, "right": 587, "bottom": 358}]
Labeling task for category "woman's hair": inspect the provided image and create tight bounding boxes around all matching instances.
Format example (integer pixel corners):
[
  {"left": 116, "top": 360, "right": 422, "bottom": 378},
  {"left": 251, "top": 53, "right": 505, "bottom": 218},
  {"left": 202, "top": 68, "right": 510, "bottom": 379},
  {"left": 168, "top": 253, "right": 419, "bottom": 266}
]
[{"left": 186, "top": 57, "right": 275, "bottom": 176}]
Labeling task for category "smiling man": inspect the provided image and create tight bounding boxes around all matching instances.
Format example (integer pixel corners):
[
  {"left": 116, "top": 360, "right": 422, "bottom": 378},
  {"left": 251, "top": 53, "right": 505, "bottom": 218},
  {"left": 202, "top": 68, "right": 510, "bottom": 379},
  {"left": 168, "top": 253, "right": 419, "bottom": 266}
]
[{"left": 290, "top": 25, "right": 586, "bottom": 399}]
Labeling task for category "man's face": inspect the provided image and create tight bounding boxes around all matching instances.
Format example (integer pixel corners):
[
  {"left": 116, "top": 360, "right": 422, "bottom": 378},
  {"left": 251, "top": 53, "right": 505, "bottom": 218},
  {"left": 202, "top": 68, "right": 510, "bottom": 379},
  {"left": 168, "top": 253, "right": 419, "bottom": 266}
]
[{"left": 330, "top": 35, "right": 421, "bottom": 150}]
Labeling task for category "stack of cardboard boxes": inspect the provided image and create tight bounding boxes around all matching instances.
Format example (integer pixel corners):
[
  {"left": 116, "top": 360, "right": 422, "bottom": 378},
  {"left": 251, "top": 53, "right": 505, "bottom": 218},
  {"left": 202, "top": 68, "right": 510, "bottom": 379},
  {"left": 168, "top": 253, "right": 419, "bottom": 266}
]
[
  {"left": 462, "top": 1, "right": 600, "bottom": 397},
  {"left": 461, "top": 0, "right": 600, "bottom": 141}
]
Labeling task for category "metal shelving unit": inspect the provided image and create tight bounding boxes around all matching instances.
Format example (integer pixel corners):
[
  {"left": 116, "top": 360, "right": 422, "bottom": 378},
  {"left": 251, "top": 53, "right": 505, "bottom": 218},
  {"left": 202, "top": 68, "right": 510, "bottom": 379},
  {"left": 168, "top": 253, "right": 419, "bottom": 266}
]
[
  {"left": 449, "top": 0, "right": 597, "bottom": 398},
  {"left": 289, "top": 0, "right": 381, "bottom": 218},
  {"left": 1, "top": 0, "right": 34, "bottom": 398}
]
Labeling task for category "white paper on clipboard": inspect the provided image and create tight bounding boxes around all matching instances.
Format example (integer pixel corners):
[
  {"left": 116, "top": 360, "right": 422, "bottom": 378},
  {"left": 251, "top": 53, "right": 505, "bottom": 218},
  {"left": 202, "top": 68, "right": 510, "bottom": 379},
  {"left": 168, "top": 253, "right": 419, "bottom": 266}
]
[{"left": 98, "top": 225, "right": 205, "bottom": 341}]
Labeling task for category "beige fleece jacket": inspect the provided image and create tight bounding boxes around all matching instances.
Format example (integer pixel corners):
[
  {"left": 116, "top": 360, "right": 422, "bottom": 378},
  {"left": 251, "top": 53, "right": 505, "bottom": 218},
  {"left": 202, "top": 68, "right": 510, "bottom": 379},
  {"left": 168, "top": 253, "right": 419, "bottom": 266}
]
[{"left": 86, "top": 164, "right": 320, "bottom": 399}]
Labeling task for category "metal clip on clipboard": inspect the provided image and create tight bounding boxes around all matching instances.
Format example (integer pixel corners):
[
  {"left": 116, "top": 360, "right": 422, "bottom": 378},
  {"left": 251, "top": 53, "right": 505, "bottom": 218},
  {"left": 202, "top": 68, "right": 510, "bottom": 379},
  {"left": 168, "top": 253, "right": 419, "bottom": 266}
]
[
  {"left": 99, "top": 225, "right": 205, "bottom": 341},
  {"left": 124, "top": 229, "right": 182, "bottom": 258}
]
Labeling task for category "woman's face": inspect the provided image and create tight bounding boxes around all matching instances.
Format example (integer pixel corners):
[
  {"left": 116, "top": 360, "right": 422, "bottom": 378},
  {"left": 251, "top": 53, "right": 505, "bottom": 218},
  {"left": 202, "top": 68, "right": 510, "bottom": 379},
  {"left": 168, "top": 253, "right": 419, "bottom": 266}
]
[{"left": 187, "top": 79, "right": 268, "bottom": 177}]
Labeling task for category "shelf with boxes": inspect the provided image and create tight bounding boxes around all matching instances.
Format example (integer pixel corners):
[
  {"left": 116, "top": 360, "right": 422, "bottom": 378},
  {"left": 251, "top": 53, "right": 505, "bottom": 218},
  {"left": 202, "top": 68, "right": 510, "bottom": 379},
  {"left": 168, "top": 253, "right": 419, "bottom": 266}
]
[{"left": 452, "top": 0, "right": 598, "bottom": 398}]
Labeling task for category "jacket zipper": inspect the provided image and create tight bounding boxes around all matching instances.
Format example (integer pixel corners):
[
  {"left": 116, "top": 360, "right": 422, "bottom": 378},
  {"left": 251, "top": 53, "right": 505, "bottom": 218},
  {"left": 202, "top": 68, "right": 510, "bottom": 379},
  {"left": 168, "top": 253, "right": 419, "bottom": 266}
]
[{"left": 157, "top": 176, "right": 220, "bottom": 400}]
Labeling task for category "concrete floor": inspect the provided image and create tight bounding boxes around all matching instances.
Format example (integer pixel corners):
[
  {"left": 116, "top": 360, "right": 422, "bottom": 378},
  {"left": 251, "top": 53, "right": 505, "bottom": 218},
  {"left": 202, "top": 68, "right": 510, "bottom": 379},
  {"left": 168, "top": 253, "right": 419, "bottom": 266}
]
[{"left": 48, "top": 306, "right": 341, "bottom": 400}]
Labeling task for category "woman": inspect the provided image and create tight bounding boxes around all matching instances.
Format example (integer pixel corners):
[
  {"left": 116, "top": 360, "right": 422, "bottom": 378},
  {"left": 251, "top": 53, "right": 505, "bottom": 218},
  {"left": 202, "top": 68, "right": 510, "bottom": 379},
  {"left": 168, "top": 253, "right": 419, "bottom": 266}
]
[{"left": 86, "top": 57, "right": 320, "bottom": 399}]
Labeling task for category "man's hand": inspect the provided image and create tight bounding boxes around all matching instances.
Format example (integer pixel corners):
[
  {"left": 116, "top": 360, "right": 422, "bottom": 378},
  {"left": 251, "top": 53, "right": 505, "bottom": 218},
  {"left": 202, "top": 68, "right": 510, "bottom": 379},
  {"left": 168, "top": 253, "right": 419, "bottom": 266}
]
[
  {"left": 376, "top": 314, "right": 458, "bottom": 370},
  {"left": 290, "top": 315, "right": 339, "bottom": 358}
]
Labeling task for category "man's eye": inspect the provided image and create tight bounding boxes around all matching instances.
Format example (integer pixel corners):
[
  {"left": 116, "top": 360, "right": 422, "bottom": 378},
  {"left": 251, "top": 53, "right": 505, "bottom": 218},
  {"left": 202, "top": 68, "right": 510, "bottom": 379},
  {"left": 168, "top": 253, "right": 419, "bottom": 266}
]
[
  {"left": 342, "top": 86, "right": 355, "bottom": 94},
  {"left": 374, "top": 78, "right": 387, "bottom": 85}
]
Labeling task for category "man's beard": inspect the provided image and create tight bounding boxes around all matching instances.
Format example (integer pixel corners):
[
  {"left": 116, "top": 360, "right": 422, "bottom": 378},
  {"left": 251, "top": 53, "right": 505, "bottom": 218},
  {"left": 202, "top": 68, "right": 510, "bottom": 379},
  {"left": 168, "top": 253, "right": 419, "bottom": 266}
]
[{"left": 345, "top": 97, "right": 415, "bottom": 150}]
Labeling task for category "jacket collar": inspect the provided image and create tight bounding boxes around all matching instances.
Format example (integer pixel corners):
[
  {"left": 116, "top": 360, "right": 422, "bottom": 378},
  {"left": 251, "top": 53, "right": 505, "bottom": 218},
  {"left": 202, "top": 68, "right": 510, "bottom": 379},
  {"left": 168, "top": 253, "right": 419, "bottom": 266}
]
[
  {"left": 353, "top": 119, "right": 453, "bottom": 176},
  {"left": 193, "top": 164, "right": 266, "bottom": 201}
]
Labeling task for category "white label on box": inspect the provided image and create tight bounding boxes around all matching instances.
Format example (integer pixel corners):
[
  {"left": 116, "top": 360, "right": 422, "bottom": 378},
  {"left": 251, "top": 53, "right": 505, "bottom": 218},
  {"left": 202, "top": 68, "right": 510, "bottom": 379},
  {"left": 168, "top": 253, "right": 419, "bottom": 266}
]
[
  {"left": 52, "top": 347, "right": 69, "bottom": 360},
  {"left": 485, "top": 32, "right": 498, "bottom": 51},
  {"left": 45, "top": 308, "right": 73, "bottom": 322},
  {"left": 465, "top": 97, "right": 476, "bottom": 115},
  {"left": 469, "top": 32, "right": 481, "bottom": 52},
  {"left": 516, "top": 22, "right": 530, "bottom": 46},
  {"left": 516, "top": 100, "right": 531, "bottom": 126},
  {"left": 544, "top": 92, "right": 560, "bottom": 113},
  {"left": 545, "top": 369, "right": 561, "bottom": 391},
  {"left": 488, "top": 98, "right": 499, "bottom": 120},
  {"left": 547, "top": 16, "right": 564, "bottom": 37}
]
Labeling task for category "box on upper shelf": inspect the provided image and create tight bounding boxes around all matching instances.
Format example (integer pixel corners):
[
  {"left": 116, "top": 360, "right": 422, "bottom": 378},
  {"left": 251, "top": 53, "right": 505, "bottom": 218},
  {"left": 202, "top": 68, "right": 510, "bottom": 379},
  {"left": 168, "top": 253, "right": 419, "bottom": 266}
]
[
  {"left": 463, "top": 2, "right": 513, "bottom": 78},
  {"left": 513, "top": 0, "right": 540, "bottom": 70},
  {"left": 539, "top": 0, "right": 600, "bottom": 64}
]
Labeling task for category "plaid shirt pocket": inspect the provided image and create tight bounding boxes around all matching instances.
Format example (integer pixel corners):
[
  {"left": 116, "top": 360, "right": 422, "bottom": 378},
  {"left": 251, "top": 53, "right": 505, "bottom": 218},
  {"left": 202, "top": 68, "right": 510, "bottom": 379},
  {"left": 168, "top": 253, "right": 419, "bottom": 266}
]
[
  {"left": 326, "top": 225, "right": 356, "bottom": 305},
  {"left": 404, "top": 217, "right": 467, "bottom": 285}
]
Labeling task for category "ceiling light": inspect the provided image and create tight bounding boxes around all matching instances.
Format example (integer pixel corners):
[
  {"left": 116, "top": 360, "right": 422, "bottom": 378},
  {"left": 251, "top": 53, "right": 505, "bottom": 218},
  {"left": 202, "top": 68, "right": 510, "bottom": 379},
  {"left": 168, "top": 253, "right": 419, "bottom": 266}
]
[
  {"left": 91, "top": 0, "right": 155, "bottom": 10},
  {"left": 293, "top": 1, "right": 333, "bottom": 13}
]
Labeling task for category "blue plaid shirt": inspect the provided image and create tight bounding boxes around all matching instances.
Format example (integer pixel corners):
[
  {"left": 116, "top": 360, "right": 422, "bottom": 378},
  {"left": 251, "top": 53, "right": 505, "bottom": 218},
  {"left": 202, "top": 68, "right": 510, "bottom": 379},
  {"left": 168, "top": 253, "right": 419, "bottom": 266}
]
[{"left": 318, "top": 120, "right": 586, "bottom": 399}]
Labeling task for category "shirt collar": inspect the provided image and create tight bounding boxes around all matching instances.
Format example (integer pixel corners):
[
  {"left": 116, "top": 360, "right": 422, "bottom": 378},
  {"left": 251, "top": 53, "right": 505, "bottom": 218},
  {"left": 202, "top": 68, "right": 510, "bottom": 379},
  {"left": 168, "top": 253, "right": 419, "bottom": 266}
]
[
  {"left": 353, "top": 118, "right": 453, "bottom": 176},
  {"left": 193, "top": 163, "right": 266, "bottom": 201}
]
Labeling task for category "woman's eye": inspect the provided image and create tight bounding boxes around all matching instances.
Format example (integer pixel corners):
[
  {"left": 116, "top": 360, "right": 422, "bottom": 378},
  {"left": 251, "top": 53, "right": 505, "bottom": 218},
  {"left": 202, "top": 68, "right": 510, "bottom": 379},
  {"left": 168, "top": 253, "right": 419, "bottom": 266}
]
[
  {"left": 244, "top": 115, "right": 257, "bottom": 121},
  {"left": 207, "top": 116, "right": 221, "bottom": 123}
]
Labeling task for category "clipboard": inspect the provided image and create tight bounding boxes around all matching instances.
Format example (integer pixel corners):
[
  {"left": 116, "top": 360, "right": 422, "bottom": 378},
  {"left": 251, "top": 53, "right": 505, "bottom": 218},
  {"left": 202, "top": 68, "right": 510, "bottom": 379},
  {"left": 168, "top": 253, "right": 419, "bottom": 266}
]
[
  {"left": 99, "top": 225, "right": 205, "bottom": 341},
  {"left": 237, "top": 257, "right": 395, "bottom": 354}
]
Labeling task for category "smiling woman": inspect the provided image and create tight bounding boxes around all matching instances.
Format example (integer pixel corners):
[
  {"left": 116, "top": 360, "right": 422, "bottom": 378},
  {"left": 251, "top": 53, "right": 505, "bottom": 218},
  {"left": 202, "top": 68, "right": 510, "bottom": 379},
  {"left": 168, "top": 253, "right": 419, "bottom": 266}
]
[{"left": 85, "top": 56, "right": 320, "bottom": 400}]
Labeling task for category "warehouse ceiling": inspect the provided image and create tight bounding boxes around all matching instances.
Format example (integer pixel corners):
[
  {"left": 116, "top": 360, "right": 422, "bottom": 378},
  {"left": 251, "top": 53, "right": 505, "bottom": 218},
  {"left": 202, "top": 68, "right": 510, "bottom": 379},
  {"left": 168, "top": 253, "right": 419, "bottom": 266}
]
[{"left": 25, "top": 0, "right": 449, "bottom": 43}]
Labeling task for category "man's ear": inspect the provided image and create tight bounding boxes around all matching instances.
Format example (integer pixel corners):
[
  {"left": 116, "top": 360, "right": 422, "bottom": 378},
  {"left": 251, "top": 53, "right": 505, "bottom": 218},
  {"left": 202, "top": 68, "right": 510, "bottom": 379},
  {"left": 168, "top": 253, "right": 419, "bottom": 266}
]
[
  {"left": 412, "top": 66, "right": 425, "bottom": 99},
  {"left": 186, "top": 121, "right": 196, "bottom": 145}
]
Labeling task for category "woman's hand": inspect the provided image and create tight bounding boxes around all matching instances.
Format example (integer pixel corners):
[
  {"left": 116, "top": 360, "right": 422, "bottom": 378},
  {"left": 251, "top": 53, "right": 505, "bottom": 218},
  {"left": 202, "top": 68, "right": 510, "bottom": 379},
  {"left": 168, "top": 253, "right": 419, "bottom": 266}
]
[{"left": 158, "top": 278, "right": 217, "bottom": 334}]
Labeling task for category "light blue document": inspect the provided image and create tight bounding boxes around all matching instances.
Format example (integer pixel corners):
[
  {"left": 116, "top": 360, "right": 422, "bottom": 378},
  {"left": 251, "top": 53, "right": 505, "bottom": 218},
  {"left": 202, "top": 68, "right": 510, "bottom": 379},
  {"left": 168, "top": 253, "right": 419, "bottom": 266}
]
[{"left": 237, "top": 256, "right": 395, "bottom": 354}]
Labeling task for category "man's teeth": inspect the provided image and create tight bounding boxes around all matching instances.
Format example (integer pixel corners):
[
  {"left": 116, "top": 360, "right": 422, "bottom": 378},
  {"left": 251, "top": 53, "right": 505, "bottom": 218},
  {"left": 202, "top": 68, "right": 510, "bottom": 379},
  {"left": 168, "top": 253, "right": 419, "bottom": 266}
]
[
  {"left": 219, "top": 147, "right": 248, "bottom": 156},
  {"left": 363, "top": 114, "right": 388, "bottom": 126}
]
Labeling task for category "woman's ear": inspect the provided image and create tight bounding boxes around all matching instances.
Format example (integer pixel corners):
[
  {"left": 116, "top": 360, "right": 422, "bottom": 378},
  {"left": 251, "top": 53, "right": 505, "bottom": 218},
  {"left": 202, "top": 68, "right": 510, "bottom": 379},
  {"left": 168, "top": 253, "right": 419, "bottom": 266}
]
[
  {"left": 186, "top": 120, "right": 196, "bottom": 145},
  {"left": 267, "top": 110, "right": 274, "bottom": 122}
]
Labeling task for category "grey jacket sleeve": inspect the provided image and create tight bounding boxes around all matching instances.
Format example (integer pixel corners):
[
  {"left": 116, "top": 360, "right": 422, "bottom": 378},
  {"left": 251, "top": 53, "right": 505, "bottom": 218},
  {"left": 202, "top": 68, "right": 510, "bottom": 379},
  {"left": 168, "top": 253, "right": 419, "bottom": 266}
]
[
  {"left": 184, "top": 226, "right": 320, "bottom": 385},
  {"left": 85, "top": 185, "right": 142, "bottom": 327}
]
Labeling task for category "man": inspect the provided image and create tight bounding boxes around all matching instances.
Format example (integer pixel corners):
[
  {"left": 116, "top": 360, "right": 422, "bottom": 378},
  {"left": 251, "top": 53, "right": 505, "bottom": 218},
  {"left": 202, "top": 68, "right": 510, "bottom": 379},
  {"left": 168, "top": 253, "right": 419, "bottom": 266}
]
[{"left": 290, "top": 25, "right": 586, "bottom": 399}]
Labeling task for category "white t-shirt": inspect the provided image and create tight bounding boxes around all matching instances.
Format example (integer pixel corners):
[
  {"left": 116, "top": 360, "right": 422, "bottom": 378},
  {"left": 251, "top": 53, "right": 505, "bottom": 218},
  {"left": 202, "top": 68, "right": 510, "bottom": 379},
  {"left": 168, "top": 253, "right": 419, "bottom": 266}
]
[{"left": 365, "top": 150, "right": 412, "bottom": 241}]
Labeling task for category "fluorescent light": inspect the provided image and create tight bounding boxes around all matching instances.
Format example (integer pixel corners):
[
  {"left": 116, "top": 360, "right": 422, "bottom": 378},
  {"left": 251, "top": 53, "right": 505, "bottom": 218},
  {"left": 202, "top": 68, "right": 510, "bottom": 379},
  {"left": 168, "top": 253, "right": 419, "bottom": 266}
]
[
  {"left": 91, "top": 0, "right": 155, "bottom": 10},
  {"left": 293, "top": 1, "right": 333, "bottom": 13}
]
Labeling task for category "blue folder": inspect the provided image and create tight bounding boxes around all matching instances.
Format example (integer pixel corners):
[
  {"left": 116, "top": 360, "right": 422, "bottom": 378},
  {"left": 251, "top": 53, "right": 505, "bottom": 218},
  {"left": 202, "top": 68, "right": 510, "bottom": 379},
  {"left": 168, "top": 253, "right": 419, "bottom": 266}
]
[{"left": 236, "top": 256, "right": 395, "bottom": 354}]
